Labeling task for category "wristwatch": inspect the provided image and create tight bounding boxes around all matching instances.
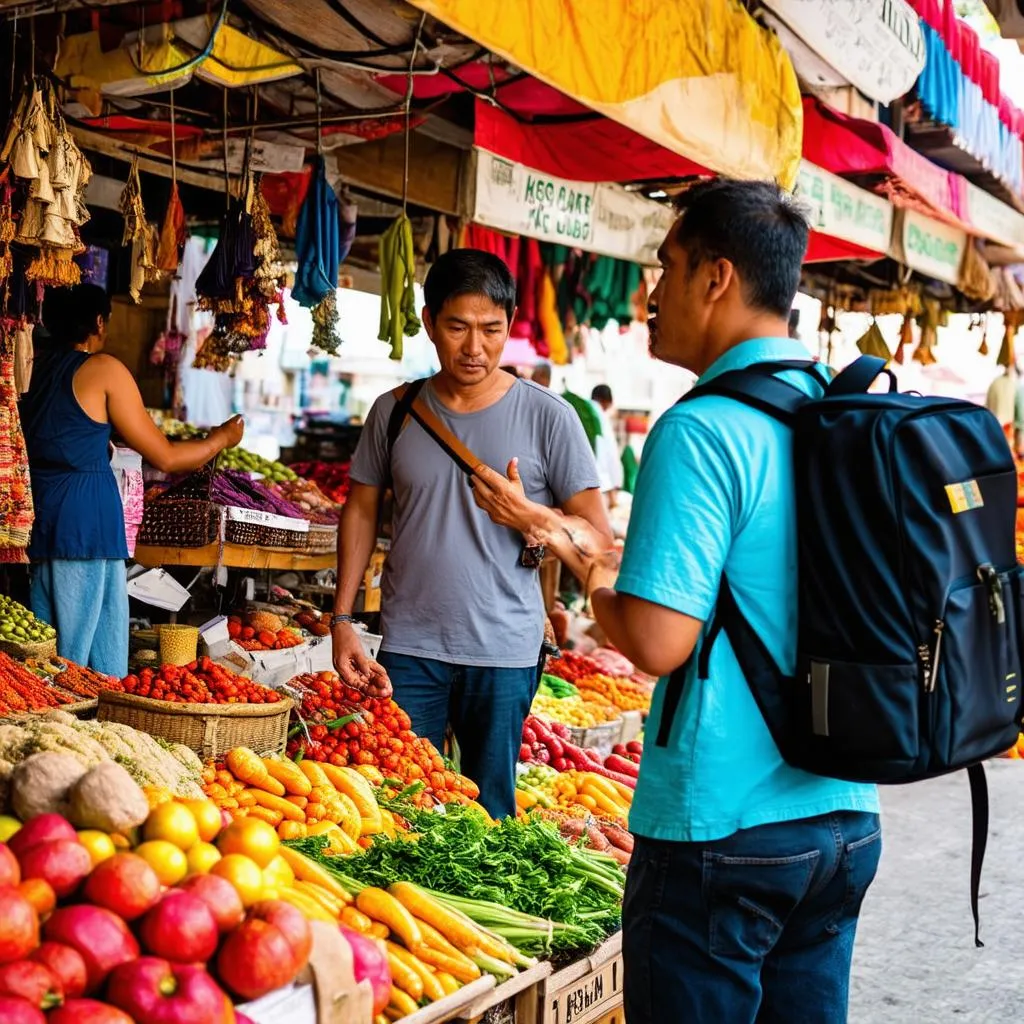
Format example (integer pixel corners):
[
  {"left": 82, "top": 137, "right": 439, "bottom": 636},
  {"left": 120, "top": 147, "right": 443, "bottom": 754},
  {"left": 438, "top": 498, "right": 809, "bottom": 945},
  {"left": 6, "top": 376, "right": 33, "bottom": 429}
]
[
  {"left": 519, "top": 543, "right": 546, "bottom": 569},
  {"left": 330, "top": 614, "right": 356, "bottom": 628}
]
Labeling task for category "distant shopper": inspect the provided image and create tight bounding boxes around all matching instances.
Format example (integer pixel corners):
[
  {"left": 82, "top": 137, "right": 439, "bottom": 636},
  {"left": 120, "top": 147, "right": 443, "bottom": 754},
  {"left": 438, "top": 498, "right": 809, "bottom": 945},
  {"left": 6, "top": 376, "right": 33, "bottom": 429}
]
[
  {"left": 590, "top": 385, "right": 623, "bottom": 506},
  {"left": 20, "top": 284, "right": 244, "bottom": 677},
  {"left": 332, "top": 250, "right": 610, "bottom": 819},
  {"left": 788, "top": 307, "right": 801, "bottom": 339},
  {"left": 470, "top": 180, "right": 880, "bottom": 1021},
  {"left": 531, "top": 361, "right": 552, "bottom": 388}
]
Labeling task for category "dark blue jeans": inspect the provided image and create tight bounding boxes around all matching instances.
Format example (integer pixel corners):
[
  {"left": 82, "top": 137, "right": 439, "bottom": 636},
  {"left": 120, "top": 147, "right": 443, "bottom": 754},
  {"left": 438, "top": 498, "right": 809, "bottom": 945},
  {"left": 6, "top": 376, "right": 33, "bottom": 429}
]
[
  {"left": 378, "top": 652, "right": 540, "bottom": 820},
  {"left": 623, "top": 811, "right": 881, "bottom": 1024}
]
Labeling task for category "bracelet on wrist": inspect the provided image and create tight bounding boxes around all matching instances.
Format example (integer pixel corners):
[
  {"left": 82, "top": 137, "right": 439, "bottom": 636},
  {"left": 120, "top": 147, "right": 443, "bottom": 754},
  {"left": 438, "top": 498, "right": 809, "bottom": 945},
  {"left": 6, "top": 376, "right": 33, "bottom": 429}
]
[{"left": 330, "top": 614, "right": 356, "bottom": 628}]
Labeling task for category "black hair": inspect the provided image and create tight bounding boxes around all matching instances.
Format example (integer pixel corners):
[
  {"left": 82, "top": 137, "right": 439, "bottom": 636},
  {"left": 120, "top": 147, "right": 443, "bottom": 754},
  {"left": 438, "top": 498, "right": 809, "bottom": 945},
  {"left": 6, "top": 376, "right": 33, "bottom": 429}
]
[
  {"left": 592, "top": 384, "right": 613, "bottom": 404},
  {"left": 423, "top": 248, "right": 517, "bottom": 321},
  {"left": 40, "top": 284, "right": 111, "bottom": 349},
  {"left": 672, "top": 179, "right": 809, "bottom": 318}
]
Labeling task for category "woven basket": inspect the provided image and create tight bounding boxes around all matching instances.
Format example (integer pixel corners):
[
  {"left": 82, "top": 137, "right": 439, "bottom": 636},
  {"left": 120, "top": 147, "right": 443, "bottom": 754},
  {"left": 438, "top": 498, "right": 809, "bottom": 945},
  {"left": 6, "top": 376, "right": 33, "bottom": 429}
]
[
  {"left": 0, "top": 636, "right": 57, "bottom": 660},
  {"left": 304, "top": 523, "right": 338, "bottom": 554},
  {"left": 139, "top": 460, "right": 220, "bottom": 548},
  {"left": 97, "top": 691, "right": 292, "bottom": 759},
  {"left": 224, "top": 518, "right": 308, "bottom": 549}
]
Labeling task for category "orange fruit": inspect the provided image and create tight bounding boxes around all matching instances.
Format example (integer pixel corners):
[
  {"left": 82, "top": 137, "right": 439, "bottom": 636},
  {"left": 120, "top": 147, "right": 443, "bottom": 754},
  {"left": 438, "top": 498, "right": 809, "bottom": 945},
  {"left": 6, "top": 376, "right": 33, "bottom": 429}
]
[
  {"left": 261, "top": 855, "right": 294, "bottom": 890},
  {"left": 18, "top": 878, "right": 56, "bottom": 916},
  {"left": 216, "top": 818, "right": 279, "bottom": 869},
  {"left": 143, "top": 786, "right": 174, "bottom": 810},
  {"left": 211, "top": 854, "right": 264, "bottom": 907},
  {"left": 182, "top": 799, "right": 223, "bottom": 844},
  {"left": 135, "top": 839, "right": 189, "bottom": 886},
  {"left": 144, "top": 802, "right": 200, "bottom": 851},
  {"left": 186, "top": 841, "right": 222, "bottom": 875},
  {"left": 77, "top": 830, "right": 116, "bottom": 867}
]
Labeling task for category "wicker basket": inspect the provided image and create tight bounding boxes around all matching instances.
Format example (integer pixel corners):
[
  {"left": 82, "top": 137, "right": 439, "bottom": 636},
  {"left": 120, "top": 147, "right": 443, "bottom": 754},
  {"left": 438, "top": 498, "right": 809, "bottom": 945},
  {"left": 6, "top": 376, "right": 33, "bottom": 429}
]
[
  {"left": 160, "top": 625, "right": 200, "bottom": 667},
  {"left": 304, "top": 523, "right": 338, "bottom": 553},
  {"left": 97, "top": 691, "right": 292, "bottom": 759},
  {"left": 139, "top": 461, "right": 221, "bottom": 548},
  {"left": 0, "top": 636, "right": 57, "bottom": 660}
]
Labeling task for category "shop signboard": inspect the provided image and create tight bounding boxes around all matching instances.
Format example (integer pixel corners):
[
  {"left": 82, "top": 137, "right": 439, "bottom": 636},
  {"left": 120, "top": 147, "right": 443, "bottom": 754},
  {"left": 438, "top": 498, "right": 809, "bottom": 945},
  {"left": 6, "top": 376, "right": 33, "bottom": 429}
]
[
  {"left": 892, "top": 209, "right": 967, "bottom": 284},
  {"left": 796, "top": 160, "right": 892, "bottom": 254},
  {"left": 471, "top": 149, "right": 673, "bottom": 265},
  {"left": 965, "top": 181, "right": 1024, "bottom": 250},
  {"left": 762, "top": 0, "right": 925, "bottom": 104}
]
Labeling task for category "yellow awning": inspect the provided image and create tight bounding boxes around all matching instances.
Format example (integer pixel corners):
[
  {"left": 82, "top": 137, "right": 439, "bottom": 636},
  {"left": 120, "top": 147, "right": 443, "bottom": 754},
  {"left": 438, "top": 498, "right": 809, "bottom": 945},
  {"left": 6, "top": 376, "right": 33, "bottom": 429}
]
[{"left": 407, "top": 0, "right": 802, "bottom": 187}]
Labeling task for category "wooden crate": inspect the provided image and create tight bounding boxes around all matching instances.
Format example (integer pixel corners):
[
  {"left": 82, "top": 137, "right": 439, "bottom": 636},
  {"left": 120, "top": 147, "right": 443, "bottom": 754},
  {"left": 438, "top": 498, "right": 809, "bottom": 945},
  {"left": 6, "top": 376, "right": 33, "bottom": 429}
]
[
  {"left": 452, "top": 961, "right": 552, "bottom": 1023},
  {"left": 537, "top": 934, "right": 623, "bottom": 1024}
]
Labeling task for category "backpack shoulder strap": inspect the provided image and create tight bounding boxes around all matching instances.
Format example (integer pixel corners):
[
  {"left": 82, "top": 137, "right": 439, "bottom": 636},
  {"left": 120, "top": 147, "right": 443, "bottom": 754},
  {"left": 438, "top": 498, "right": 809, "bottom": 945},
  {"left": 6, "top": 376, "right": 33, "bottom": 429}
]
[{"left": 679, "top": 361, "right": 823, "bottom": 427}]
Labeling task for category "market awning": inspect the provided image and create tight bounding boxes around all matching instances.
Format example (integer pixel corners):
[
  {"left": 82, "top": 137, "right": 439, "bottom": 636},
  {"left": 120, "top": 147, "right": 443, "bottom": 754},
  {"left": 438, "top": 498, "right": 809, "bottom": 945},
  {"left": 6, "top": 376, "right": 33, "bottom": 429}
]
[{"left": 403, "top": 0, "right": 803, "bottom": 186}]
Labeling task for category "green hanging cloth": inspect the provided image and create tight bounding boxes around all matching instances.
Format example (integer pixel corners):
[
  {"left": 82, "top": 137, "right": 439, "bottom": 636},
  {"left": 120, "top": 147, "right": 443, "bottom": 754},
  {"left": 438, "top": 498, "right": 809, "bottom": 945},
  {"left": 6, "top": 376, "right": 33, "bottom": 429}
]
[
  {"left": 621, "top": 445, "right": 639, "bottom": 495},
  {"left": 562, "top": 390, "right": 601, "bottom": 452}
]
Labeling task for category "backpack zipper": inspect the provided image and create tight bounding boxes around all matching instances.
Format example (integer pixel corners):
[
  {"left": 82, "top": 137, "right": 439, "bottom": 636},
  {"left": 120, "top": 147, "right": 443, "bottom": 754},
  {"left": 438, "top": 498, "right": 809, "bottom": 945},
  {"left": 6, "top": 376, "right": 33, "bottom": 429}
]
[{"left": 925, "top": 620, "right": 944, "bottom": 693}]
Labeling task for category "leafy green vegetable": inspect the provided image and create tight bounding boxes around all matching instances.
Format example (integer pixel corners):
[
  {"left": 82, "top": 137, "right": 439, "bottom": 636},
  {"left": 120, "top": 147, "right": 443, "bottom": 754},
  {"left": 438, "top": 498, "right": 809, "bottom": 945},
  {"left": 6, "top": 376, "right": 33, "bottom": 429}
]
[{"left": 287, "top": 804, "right": 622, "bottom": 951}]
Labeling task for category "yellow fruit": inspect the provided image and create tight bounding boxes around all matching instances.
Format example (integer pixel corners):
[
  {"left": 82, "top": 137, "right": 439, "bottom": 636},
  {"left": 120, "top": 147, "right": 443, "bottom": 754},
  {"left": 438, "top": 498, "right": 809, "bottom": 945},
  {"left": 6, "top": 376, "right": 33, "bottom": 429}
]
[
  {"left": 77, "top": 830, "right": 116, "bottom": 867},
  {"left": 182, "top": 799, "right": 222, "bottom": 844},
  {"left": 0, "top": 816, "right": 21, "bottom": 842},
  {"left": 135, "top": 840, "right": 189, "bottom": 886},
  {"left": 186, "top": 841, "right": 222, "bottom": 875},
  {"left": 211, "top": 853, "right": 264, "bottom": 907},
  {"left": 143, "top": 786, "right": 174, "bottom": 810},
  {"left": 216, "top": 817, "right": 279, "bottom": 869},
  {"left": 262, "top": 855, "right": 295, "bottom": 889},
  {"left": 144, "top": 802, "right": 200, "bottom": 851}
]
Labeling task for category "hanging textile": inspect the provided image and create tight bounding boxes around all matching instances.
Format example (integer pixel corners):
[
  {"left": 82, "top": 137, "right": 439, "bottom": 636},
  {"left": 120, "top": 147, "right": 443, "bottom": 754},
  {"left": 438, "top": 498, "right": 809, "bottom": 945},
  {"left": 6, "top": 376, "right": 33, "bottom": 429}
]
[
  {"left": 293, "top": 156, "right": 341, "bottom": 355},
  {"left": 0, "top": 329, "right": 34, "bottom": 563},
  {"left": 378, "top": 215, "right": 420, "bottom": 361},
  {"left": 119, "top": 156, "right": 159, "bottom": 302},
  {"left": 155, "top": 182, "right": 186, "bottom": 274}
]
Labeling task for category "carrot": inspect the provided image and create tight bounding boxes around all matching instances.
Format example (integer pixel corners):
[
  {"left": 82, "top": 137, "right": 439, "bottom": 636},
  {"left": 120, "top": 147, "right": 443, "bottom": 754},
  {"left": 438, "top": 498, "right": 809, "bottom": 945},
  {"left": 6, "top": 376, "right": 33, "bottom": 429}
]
[
  {"left": 386, "top": 987, "right": 419, "bottom": 1016},
  {"left": 385, "top": 949, "right": 423, "bottom": 1001},
  {"left": 388, "top": 882, "right": 481, "bottom": 955},
  {"left": 278, "top": 885, "right": 336, "bottom": 923},
  {"left": 263, "top": 757, "right": 313, "bottom": 796},
  {"left": 278, "top": 847, "right": 354, "bottom": 904},
  {"left": 340, "top": 906, "right": 375, "bottom": 934},
  {"left": 435, "top": 971, "right": 460, "bottom": 996},
  {"left": 249, "top": 790, "right": 306, "bottom": 822},
  {"left": 298, "top": 759, "right": 332, "bottom": 788},
  {"left": 413, "top": 944, "right": 482, "bottom": 984},
  {"left": 286, "top": 795, "right": 309, "bottom": 810},
  {"left": 387, "top": 942, "right": 445, "bottom": 1002},
  {"left": 295, "top": 881, "right": 345, "bottom": 917},
  {"left": 247, "top": 806, "right": 283, "bottom": 826},
  {"left": 368, "top": 922, "right": 390, "bottom": 940},
  {"left": 356, "top": 888, "right": 424, "bottom": 950},
  {"left": 226, "top": 748, "right": 286, "bottom": 796}
]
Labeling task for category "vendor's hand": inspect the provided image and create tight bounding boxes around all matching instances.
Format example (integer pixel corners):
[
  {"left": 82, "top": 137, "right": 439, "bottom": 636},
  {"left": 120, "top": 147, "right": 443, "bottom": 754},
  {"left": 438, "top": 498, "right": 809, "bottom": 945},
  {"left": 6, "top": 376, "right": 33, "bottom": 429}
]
[
  {"left": 471, "top": 459, "right": 546, "bottom": 541},
  {"left": 586, "top": 547, "right": 622, "bottom": 598},
  {"left": 331, "top": 621, "right": 393, "bottom": 699},
  {"left": 212, "top": 415, "right": 245, "bottom": 449}
]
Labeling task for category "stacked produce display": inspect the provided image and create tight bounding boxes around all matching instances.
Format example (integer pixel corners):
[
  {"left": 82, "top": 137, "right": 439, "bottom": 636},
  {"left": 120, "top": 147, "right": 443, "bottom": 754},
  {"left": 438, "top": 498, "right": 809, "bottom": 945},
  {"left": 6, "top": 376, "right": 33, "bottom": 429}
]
[{"left": 0, "top": 599, "right": 648, "bottom": 1022}]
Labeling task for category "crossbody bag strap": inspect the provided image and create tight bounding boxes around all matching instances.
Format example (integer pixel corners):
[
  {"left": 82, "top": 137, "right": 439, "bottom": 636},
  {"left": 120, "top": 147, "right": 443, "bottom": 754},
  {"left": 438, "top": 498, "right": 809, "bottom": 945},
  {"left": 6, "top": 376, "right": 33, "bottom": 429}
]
[{"left": 407, "top": 396, "right": 482, "bottom": 477}]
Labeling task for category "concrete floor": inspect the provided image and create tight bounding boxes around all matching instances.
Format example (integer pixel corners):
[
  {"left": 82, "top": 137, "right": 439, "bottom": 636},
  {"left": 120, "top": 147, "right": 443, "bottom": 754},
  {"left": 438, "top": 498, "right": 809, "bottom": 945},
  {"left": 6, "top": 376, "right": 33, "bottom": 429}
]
[{"left": 850, "top": 760, "right": 1024, "bottom": 1023}]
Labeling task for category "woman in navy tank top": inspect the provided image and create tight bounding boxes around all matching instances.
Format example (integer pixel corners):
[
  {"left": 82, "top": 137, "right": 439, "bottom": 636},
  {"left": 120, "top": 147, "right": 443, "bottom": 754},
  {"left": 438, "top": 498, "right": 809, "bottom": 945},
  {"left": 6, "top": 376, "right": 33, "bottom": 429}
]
[{"left": 19, "top": 285, "right": 244, "bottom": 677}]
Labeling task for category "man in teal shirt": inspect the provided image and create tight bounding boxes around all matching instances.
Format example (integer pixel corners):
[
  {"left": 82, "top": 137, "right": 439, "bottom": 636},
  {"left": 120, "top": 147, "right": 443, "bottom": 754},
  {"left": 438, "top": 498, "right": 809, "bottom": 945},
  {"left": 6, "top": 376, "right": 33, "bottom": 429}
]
[{"left": 471, "top": 179, "right": 880, "bottom": 1022}]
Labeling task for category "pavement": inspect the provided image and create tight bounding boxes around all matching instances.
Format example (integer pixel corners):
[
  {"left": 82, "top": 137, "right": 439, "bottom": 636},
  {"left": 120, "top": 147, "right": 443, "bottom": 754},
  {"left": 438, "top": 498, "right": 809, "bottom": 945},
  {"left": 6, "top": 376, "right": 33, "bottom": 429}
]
[{"left": 850, "top": 760, "right": 1024, "bottom": 1024}]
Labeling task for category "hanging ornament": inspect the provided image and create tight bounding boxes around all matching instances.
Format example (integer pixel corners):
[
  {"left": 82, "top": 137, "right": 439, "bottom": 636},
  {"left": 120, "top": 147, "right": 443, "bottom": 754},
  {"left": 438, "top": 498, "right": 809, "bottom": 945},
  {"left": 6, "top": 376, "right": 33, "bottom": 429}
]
[
  {"left": 155, "top": 90, "right": 187, "bottom": 274},
  {"left": 894, "top": 314, "right": 912, "bottom": 364},
  {"left": 855, "top": 320, "right": 891, "bottom": 362}
]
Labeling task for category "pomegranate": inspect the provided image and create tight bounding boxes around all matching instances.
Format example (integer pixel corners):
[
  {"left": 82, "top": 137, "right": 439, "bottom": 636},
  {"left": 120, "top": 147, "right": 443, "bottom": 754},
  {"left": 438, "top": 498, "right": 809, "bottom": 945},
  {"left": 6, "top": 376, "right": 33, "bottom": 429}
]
[
  {"left": 49, "top": 998, "right": 135, "bottom": 1024},
  {"left": 340, "top": 926, "right": 390, "bottom": 1014},
  {"left": 247, "top": 900, "right": 312, "bottom": 967},
  {"left": 0, "top": 960, "right": 62, "bottom": 1009},
  {"left": 0, "top": 995, "right": 45, "bottom": 1024},
  {"left": 0, "top": 844, "right": 21, "bottom": 888},
  {"left": 43, "top": 906, "right": 139, "bottom": 993},
  {"left": 0, "top": 888, "right": 39, "bottom": 964},
  {"left": 107, "top": 958, "right": 233, "bottom": 1024},
  {"left": 83, "top": 854, "right": 161, "bottom": 921},
  {"left": 176, "top": 874, "right": 244, "bottom": 934},
  {"left": 216, "top": 917, "right": 299, "bottom": 1000},
  {"left": 29, "top": 943, "right": 87, "bottom": 1000},
  {"left": 138, "top": 891, "right": 219, "bottom": 963},
  {"left": 17, "top": 840, "right": 91, "bottom": 899},
  {"left": 8, "top": 816, "right": 76, "bottom": 859}
]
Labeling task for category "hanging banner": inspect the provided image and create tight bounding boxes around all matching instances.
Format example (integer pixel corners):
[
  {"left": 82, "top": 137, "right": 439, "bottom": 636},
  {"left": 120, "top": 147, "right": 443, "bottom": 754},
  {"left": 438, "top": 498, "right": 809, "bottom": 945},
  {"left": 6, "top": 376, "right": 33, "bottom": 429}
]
[
  {"left": 471, "top": 149, "right": 674, "bottom": 265},
  {"left": 891, "top": 209, "right": 967, "bottom": 284},
  {"left": 408, "top": 0, "right": 803, "bottom": 187},
  {"left": 795, "top": 160, "right": 893, "bottom": 254},
  {"left": 761, "top": 0, "right": 924, "bottom": 104},
  {"left": 965, "top": 182, "right": 1024, "bottom": 251}
]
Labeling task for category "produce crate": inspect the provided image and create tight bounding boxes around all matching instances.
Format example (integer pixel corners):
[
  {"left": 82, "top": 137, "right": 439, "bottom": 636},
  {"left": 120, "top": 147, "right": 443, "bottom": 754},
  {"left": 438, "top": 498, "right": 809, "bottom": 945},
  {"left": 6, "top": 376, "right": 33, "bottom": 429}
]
[
  {"left": 0, "top": 636, "right": 57, "bottom": 660},
  {"left": 618, "top": 711, "right": 642, "bottom": 744},
  {"left": 391, "top": 976, "right": 497, "bottom": 1024},
  {"left": 537, "top": 933, "right": 623, "bottom": 1024},
  {"left": 96, "top": 691, "right": 292, "bottom": 759},
  {"left": 451, "top": 961, "right": 552, "bottom": 1023},
  {"left": 566, "top": 719, "right": 622, "bottom": 758}
]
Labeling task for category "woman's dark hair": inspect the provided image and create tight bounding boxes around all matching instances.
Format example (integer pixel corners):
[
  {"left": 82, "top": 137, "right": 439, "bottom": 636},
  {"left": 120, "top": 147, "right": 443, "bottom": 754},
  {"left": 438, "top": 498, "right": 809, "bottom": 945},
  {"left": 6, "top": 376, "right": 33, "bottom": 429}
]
[
  {"left": 423, "top": 249, "right": 517, "bottom": 321},
  {"left": 39, "top": 284, "right": 111, "bottom": 348},
  {"left": 673, "top": 179, "right": 809, "bottom": 318}
]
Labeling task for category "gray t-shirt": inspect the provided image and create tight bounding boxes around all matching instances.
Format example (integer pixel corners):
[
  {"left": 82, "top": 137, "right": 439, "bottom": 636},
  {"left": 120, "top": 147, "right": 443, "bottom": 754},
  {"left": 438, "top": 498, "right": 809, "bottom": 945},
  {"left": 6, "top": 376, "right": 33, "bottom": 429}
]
[{"left": 351, "top": 378, "right": 600, "bottom": 667}]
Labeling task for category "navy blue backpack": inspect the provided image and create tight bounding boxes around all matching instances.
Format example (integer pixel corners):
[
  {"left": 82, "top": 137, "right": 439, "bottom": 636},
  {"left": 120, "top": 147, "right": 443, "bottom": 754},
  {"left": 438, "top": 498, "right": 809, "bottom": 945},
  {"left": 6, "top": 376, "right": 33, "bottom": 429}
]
[{"left": 656, "top": 355, "right": 1024, "bottom": 945}]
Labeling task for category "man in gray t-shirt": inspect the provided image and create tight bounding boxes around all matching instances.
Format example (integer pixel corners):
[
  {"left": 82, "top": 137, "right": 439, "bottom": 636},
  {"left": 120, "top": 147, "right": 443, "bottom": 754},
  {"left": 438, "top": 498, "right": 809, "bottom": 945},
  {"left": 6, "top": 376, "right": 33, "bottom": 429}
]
[{"left": 332, "top": 249, "right": 609, "bottom": 818}]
